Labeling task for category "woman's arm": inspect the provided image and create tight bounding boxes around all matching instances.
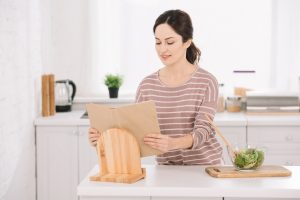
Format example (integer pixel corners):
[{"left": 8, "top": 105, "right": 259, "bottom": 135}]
[
  {"left": 144, "top": 133, "right": 193, "bottom": 153},
  {"left": 190, "top": 75, "right": 219, "bottom": 149}
]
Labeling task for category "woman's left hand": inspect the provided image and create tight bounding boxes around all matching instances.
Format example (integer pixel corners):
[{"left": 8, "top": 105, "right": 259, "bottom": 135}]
[{"left": 144, "top": 134, "right": 177, "bottom": 153}]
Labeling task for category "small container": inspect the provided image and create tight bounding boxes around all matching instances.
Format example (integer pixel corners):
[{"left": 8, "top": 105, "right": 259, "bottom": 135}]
[
  {"left": 298, "top": 77, "right": 300, "bottom": 107},
  {"left": 217, "top": 83, "right": 225, "bottom": 112},
  {"left": 226, "top": 96, "right": 241, "bottom": 112}
]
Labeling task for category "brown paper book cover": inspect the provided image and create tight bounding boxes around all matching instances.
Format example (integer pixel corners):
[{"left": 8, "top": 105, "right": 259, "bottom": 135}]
[{"left": 86, "top": 101, "right": 162, "bottom": 157}]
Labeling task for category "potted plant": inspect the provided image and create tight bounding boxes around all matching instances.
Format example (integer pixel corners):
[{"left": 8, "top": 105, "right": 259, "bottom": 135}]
[{"left": 104, "top": 74, "right": 123, "bottom": 98}]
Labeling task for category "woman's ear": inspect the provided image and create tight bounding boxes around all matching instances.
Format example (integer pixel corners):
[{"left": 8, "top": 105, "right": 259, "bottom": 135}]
[{"left": 183, "top": 39, "right": 192, "bottom": 49}]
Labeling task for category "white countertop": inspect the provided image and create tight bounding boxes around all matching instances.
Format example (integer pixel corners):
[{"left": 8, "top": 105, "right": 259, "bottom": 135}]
[
  {"left": 34, "top": 109, "right": 300, "bottom": 126},
  {"left": 77, "top": 164, "right": 300, "bottom": 198},
  {"left": 74, "top": 96, "right": 135, "bottom": 104},
  {"left": 34, "top": 110, "right": 89, "bottom": 126},
  {"left": 34, "top": 110, "right": 247, "bottom": 126}
]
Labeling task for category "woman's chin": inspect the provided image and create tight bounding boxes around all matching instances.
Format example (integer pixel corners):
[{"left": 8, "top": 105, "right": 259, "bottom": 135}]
[{"left": 160, "top": 59, "right": 175, "bottom": 66}]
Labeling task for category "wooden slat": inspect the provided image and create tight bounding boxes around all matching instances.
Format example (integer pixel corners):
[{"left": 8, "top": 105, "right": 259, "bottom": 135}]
[
  {"left": 91, "top": 128, "right": 145, "bottom": 183},
  {"left": 41, "top": 75, "right": 50, "bottom": 117}
]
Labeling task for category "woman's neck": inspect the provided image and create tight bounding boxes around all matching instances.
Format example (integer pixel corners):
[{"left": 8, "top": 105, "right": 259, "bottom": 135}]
[
  {"left": 163, "top": 58, "right": 196, "bottom": 77},
  {"left": 158, "top": 58, "right": 197, "bottom": 87}
]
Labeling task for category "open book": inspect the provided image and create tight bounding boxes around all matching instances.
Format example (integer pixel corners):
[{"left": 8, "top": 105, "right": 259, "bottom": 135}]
[{"left": 86, "top": 101, "right": 161, "bottom": 157}]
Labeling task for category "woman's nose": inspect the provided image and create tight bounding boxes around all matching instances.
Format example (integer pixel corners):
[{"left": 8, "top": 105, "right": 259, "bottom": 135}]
[{"left": 159, "top": 43, "right": 167, "bottom": 52}]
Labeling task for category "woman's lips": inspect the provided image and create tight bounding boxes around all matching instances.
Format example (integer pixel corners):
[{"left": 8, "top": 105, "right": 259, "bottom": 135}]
[{"left": 161, "top": 55, "right": 171, "bottom": 60}]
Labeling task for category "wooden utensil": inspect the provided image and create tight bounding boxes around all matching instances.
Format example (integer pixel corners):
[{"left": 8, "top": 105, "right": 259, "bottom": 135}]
[{"left": 205, "top": 114, "right": 236, "bottom": 160}]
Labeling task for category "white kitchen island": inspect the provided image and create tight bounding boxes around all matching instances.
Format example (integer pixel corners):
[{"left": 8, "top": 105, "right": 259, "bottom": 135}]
[{"left": 77, "top": 164, "right": 300, "bottom": 200}]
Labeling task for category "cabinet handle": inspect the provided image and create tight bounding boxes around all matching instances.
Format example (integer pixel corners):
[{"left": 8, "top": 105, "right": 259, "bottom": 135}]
[
  {"left": 285, "top": 161, "right": 294, "bottom": 166},
  {"left": 285, "top": 135, "right": 294, "bottom": 141},
  {"left": 72, "top": 130, "right": 78, "bottom": 135},
  {"left": 78, "top": 131, "right": 84, "bottom": 136}
]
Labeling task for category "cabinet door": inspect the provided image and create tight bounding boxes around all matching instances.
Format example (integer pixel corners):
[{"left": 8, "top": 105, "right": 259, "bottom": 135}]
[
  {"left": 225, "top": 198, "right": 288, "bottom": 200},
  {"left": 36, "top": 126, "right": 78, "bottom": 200},
  {"left": 78, "top": 126, "right": 98, "bottom": 181},
  {"left": 216, "top": 126, "right": 246, "bottom": 165},
  {"left": 80, "top": 197, "right": 150, "bottom": 200},
  {"left": 152, "top": 197, "right": 222, "bottom": 200},
  {"left": 248, "top": 126, "right": 300, "bottom": 165}
]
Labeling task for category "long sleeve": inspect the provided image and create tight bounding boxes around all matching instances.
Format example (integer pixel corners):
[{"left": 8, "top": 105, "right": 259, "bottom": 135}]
[
  {"left": 190, "top": 76, "right": 219, "bottom": 149},
  {"left": 135, "top": 83, "right": 145, "bottom": 103}
]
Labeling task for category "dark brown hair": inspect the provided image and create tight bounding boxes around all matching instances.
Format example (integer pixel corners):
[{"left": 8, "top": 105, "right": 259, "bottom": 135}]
[{"left": 153, "top": 9, "right": 201, "bottom": 64}]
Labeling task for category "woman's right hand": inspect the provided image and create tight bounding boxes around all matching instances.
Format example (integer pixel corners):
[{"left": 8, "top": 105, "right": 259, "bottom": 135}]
[{"left": 88, "top": 127, "right": 101, "bottom": 147}]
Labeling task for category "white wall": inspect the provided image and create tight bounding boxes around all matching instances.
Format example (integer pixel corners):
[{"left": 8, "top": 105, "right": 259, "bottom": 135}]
[
  {"left": 41, "top": 0, "right": 300, "bottom": 97},
  {"left": 41, "top": 0, "right": 273, "bottom": 97},
  {"left": 271, "top": 0, "right": 300, "bottom": 92},
  {"left": 41, "top": 0, "right": 89, "bottom": 96},
  {"left": 0, "top": 0, "right": 42, "bottom": 199},
  {"left": 119, "top": 0, "right": 272, "bottom": 96}
]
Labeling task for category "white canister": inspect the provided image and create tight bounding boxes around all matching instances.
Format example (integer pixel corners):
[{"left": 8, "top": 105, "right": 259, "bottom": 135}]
[{"left": 299, "top": 77, "right": 300, "bottom": 106}]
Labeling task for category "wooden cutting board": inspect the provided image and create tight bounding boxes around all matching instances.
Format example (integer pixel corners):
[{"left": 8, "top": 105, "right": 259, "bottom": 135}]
[{"left": 205, "top": 165, "right": 292, "bottom": 178}]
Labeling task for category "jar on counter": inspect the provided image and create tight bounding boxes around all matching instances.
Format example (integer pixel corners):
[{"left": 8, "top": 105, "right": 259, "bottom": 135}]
[
  {"left": 226, "top": 96, "right": 242, "bottom": 112},
  {"left": 217, "top": 83, "right": 225, "bottom": 112}
]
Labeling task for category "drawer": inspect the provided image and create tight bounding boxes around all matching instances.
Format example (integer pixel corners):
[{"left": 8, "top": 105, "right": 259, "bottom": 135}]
[
  {"left": 245, "top": 143, "right": 300, "bottom": 166},
  {"left": 248, "top": 126, "right": 300, "bottom": 143},
  {"left": 248, "top": 143, "right": 300, "bottom": 154},
  {"left": 264, "top": 154, "right": 300, "bottom": 166}
]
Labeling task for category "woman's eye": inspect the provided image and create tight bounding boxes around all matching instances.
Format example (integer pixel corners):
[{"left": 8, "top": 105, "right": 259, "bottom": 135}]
[
  {"left": 156, "top": 42, "right": 161, "bottom": 45},
  {"left": 167, "top": 42, "right": 174, "bottom": 45}
]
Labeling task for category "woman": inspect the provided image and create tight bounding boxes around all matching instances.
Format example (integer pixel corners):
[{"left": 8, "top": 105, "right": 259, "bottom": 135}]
[{"left": 89, "top": 9, "right": 222, "bottom": 165}]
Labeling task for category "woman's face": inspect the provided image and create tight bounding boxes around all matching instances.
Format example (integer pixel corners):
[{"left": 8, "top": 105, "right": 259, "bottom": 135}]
[{"left": 154, "top": 24, "right": 190, "bottom": 66}]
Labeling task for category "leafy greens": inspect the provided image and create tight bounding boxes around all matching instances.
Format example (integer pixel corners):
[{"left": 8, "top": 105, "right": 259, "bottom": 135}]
[{"left": 234, "top": 148, "right": 264, "bottom": 170}]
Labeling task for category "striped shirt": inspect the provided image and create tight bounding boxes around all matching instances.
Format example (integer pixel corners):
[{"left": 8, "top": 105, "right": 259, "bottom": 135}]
[{"left": 135, "top": 67, "right": 223, "bottom": 165}]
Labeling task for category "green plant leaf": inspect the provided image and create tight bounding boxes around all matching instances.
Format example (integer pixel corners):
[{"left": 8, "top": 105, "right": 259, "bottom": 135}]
[{"left": 104, "top": 74, "right": 123, "bottom": 88}]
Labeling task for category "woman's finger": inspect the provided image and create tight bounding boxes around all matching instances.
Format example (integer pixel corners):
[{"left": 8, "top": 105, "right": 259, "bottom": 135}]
[
  {"left": 144, "top": 137, "right": 167, "bottom": 145},
  {"left": 89, "top": 131, "right": 100, "bottom": 136},
  {"left": 89, "top": 133, "right": 99, "bottom": 138},
  {"left": 145, "top": 133, "right": 166, "bottom": 139},
  {"left": 91, "top": 140, "right": 98, "bottom": 146},
  {"left": 145, "top": 141, "right": 167, "bottom": 152},
  {"left": 89, "top": 137, "right": 100, "bottom": 142},
  {"left": 89, "top": 127, "right": 100, "bottom": 134}
]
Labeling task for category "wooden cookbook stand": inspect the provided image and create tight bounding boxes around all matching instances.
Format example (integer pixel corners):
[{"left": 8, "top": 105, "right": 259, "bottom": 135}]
[{"left": 90, "top": 128, "right": 146, "bottom": 183}]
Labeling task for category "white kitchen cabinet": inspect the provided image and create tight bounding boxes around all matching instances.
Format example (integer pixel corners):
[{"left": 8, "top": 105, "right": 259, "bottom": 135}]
[
  {"left": 152, "top": 197, "right": 221, "bottom": 200},
  {"left": 216, "top": 126, "right": 247, "bottom": 165},
  {"left": 36, "top": 125, "right": 97, "bottom": 200},
  {"left": 80, "top": 197, "right": 150, "bottom": 200},
  {"left": 36, "top": 126, "right": 79, "bottom": 200},
  {"left": 247, "top": 126, "right": 300, "bottom": 165},
  {"left": 226, "top": 198, "right": 288, "bottom": 200},
  {"left": 78, "top": 126, "right": 98, "bottom": 181},
  {"left": 79, "top": 196, "right": 232, "bottom": 200}
]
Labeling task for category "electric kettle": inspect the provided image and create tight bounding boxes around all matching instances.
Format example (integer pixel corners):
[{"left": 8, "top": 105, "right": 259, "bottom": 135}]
[{"left": 55, "top": 79, "right": 76, "bottom": 112}]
